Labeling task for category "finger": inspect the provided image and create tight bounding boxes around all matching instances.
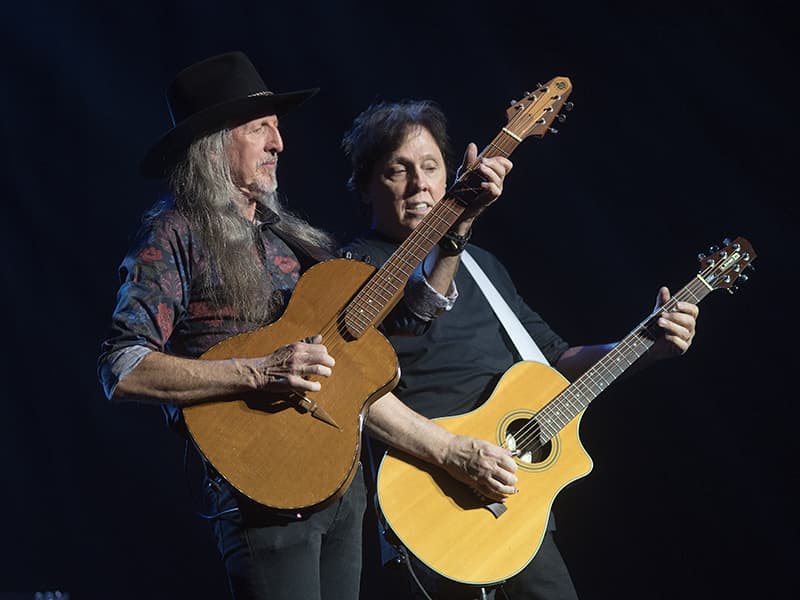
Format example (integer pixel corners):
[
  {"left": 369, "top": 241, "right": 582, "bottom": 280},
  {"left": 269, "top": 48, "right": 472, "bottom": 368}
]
[
  {"left": 299, "top": 343, "right": 336, "bottom": 368},
  {"left": 495, "top": 453, "right": 518, "bottom": 473},
  {"left": 655, "top": 286, "right": 671, "bottom": 309},
  {"left": 474, "top": 483, "right": 508, "bottom": 502},
  {"left": 286, "top": 374, "right": 322, "bottom": 393},
  {"left": 673, "top": 301, "right": 700, "bottom": 319},
  {"left": 491, "top": 466, "right": 518, "bottom": 489},
  {"left": 489, "top": 478, "right": 519, "bottom": 496},
  {"left": 480, "top": 156, "right": 513, "bottom": 178},
  {"left": 461, "top": 142, "right": 478, "bottom": 171},
  {"left": 310, "top": 350, "right": 336, "bottom": 368},
  {"left": 302, "top": 363, "right": 333, "bottom": 378},
  {"left": 657, "top": 316, "right": 690, "bottom": 339}
]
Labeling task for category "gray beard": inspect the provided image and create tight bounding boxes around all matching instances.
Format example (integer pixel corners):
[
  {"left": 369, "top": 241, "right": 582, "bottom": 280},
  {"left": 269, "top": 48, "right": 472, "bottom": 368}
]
[{"left": 197, "top": 191, "right": 280, "bottom": 324}]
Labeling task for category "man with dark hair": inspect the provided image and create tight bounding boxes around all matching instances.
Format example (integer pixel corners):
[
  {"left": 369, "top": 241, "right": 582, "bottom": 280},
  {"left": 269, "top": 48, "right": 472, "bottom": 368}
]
[
  {"left": 98, "top": 54, "right": 511, "bottom": 600},
  {"left": 342, "top": 99, "right": 700, "bottom": 599}
]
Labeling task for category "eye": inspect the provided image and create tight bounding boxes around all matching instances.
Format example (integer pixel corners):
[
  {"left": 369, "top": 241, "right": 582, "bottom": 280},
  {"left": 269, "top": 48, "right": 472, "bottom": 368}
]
[{"left": 386, "top": 166, "right": 407, "bottom": 181}]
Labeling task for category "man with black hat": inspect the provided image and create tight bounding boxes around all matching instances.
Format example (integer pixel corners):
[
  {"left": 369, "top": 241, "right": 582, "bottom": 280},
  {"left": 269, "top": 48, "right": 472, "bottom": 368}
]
[{"left": 97, "top": 51, "right": 512, "bottom": 600}]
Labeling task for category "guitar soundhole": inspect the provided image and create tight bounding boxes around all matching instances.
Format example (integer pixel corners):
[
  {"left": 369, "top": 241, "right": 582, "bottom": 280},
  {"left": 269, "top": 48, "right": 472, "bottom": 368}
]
[{"left": 505, "top": 417, "right": 551, "bottom": 465}]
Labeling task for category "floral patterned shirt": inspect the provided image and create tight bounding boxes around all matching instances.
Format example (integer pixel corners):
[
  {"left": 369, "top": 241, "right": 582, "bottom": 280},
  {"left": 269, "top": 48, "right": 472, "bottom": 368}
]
[
  {"left": 97, "top": 207, "right": 453, "bottom": 406},
  {"left": 98, "top": 207, "right": 303, "bottom": 400}
]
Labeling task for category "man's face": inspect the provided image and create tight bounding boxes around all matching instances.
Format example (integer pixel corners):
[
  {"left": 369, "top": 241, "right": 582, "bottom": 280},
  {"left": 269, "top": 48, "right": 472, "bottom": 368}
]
[
  {"left": 365, "top": 126, "right": 447, "bottom": 241},
  {"left": 226, "top": 114, "right": 283, "bottom": 197}
]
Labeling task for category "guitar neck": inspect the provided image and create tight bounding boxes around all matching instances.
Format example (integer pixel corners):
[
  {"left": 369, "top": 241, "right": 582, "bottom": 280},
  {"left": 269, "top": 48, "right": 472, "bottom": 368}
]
[
  {"left": 341, "top": 133, "right": 523, "bottom": 339},
  {"left": 536, "top": 276, "right": 714, "bottom": 441},
  {"left": 338, "top": 78, "right": 574, "bottom": 338}
]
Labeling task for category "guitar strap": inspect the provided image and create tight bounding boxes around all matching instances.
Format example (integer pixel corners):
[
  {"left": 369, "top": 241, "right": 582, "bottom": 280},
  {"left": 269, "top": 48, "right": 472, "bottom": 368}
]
[{"left": 461, "top": 250, "right": 550, "bottom": 366}]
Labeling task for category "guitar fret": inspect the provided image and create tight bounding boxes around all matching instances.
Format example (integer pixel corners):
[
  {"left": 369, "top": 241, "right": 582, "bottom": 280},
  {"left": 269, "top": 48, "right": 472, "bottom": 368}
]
[
  {"left": 485, "top": 141, "right": 510, "bottom": 157},
  {"left": 533, "top": 261, "right": 738, "bottom": 441}
]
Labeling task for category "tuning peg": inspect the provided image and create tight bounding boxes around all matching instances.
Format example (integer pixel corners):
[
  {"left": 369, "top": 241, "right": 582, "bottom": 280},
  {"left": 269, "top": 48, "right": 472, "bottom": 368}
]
[
  {"left": 548, "top": 127, "right": 559, "bottom": 134},
  {"left": 738, "top": 273, "right": 749, "bottom": 283},
  {"left": 708, "top": 245, "right": 720, "bottom": 253},
  {"left": 509, "top": 99, "right": 517, "bottom": 106},
  {"left": 564, "top": 101, "right": 574, "bottom": 111},
  {"left": 557, "top": 113, "right": 567, "bottom": 123}
]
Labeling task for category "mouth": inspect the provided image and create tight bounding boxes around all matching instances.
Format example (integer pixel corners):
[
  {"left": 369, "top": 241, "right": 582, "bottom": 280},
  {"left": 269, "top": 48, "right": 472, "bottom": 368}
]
[
  {"left": 259, "top": 161, "right": 277, "bottom": 169},
  {"left": 405, "top": 201, "right": 432, "bottom": 215}
]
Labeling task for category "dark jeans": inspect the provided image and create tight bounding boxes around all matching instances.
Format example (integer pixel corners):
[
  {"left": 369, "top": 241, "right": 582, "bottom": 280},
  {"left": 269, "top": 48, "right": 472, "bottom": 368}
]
[
  {"left": 401, "top": 531, "right": 579, "bottom": 600},
  {"left": 205, "top": 464, "right": 367, "bottom": 600}
]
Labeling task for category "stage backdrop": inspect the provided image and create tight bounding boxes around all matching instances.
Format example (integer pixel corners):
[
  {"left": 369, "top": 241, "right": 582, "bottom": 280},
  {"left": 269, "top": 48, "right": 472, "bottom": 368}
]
[{"left": 1, "top": 3, "right": 796, "bottom": 599}]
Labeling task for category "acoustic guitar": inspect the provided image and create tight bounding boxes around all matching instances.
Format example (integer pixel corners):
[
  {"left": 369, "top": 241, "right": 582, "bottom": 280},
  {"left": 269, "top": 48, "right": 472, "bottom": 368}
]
[
  {"left": 182, "top": 78, "right": 575, "bottom": 510},
  {"left": 376, "top": 237, "right": 756, "bottom": 585}
]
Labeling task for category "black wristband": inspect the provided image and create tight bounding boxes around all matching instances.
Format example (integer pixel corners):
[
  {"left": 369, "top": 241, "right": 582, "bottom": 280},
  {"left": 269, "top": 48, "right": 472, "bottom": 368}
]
[{"left": 438, "top": 228, "right": 472, "bottom": 255}]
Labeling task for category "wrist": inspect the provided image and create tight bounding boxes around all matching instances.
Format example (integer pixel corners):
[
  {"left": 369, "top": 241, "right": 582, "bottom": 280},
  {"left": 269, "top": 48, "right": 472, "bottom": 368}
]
[
  {"left": 438, "top": 227, "right": 472, "bottom": 256},
  {"left": 233, "top": 357, "right": 265, "bottom": 391}
]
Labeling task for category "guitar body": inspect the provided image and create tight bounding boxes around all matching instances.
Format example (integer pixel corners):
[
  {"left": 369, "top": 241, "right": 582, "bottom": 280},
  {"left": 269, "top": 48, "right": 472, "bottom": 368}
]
[
  {"left": 376, "top": 236, "right": 756, "bottom": 586},
  {"left": 179, "top": 80, "right": 578, "bottom": 513},
  {"left": 182, "top": 258, "right": 400, "bottom": 510},
  {"left": 377, "top": 361, "right": 593, "bottom": 586}
]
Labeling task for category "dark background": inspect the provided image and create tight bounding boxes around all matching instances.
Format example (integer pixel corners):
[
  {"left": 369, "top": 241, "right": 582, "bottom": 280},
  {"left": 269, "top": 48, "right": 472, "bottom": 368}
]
[{"left": 2, "top": 2, "right": 796, "bottom": 598}]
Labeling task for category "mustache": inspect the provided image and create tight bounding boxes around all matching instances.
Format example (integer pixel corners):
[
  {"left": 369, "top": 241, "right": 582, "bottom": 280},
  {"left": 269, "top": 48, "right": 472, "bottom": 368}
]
[{"left": 258, "top": 154, "right": 279, "bottom": 168}]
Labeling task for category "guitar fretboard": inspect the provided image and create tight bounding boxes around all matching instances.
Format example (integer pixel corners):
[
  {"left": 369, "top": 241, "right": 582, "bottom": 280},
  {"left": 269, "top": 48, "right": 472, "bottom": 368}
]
[
  {"left": 342, "top": 127, "right": 529, "bottom": 337},
  {"left": 338, "top": 80, "right": 574, "bottom": 339},
  {"left": 535, "top": 278, "right": 713, "bottom": 441}
]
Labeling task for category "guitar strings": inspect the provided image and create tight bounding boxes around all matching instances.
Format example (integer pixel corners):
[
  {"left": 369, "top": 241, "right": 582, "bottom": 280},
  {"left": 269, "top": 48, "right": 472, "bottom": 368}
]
[
  {"left": 282, "top": 95, "right": 566, "bottom": 417},
  {"left": 501, "top": 264, "right": 719, "bottom": 457},
  {"left": 506, "top": 281, "right": 706, "bottom": 454},
  {"left": 316, "top": 99, "right": 553, "bottom": 349},
  {"left": 312, "top": 124, "right": 526, "bottom": 355}
]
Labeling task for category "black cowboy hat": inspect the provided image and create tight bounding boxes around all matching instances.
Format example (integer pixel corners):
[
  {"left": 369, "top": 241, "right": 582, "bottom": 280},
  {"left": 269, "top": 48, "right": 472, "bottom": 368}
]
[{"left": 140, "top": 51, "right": 318, "bottom": 178}]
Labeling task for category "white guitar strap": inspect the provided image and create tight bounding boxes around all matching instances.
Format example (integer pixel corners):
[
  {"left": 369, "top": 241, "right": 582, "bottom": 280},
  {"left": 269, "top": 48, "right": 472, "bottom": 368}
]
[{"left": 461, "top": 250, "right": 550, "bottom": 366}]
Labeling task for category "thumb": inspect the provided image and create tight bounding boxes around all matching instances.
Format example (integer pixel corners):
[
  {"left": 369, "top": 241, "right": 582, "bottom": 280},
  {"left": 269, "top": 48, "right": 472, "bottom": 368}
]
[
  {"left": 456, "top": 143, "right": 479, "bottom": 180},
  {"left": 654, "top": 286, "right": 671, "bottom": 310}
]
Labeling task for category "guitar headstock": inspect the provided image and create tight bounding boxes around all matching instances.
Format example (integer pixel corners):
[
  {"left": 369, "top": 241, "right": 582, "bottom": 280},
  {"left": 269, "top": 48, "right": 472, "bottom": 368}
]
[
  {"left": 505, "top": 77, "right": 573, "bottom": 139},
  {"left": 697, "top": 236, "right": 757, "bottom": 293}
]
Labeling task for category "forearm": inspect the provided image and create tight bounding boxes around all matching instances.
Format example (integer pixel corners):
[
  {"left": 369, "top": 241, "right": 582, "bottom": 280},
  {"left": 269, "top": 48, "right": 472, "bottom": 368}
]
[
  {"left": 421, "top": 212, "right": 479, "bottom": 295},
  {"left": 555, "top": 342, "right": 661, "bottom": 382},
  {"left": 112, "top": 351, "right": 261, "bottom": 406},
  {"left": 555, "top": 343, "right": 617, "bottom": 381},
  {"left": 421, "top": 246, "right": 461, "bottom": 297},
  {"left": 367, "top": 392, "right": 519, "bottom": 499},
  {"left": 366, "top": 392, "right": 454, "bottom": 467}
]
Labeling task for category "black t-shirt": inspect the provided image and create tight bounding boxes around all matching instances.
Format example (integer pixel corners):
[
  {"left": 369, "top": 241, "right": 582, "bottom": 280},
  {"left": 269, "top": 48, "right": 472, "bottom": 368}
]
[{"left": 342, "top": 233, "right": 570, "bottom": 419}]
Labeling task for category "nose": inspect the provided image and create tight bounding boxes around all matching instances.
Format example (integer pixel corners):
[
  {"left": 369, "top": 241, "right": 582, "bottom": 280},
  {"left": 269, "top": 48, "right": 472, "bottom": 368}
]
[
  {"left": 408, "top": 166, "right": 429, "bottom": 193},
  {"left": 265, "top": 122, "right": 284, "bottom": 154}
]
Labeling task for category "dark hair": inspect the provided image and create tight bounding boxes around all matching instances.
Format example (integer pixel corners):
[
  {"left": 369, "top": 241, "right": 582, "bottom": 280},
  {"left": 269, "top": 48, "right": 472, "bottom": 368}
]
[{"left": 341, "top": 100, "right": 454, "bottom": 197}]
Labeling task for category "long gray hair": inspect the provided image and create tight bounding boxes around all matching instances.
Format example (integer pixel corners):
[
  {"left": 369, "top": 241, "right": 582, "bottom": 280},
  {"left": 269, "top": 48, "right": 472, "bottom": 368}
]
[{"left": 151, "top": 129, "right": 336, "bottom": 323}]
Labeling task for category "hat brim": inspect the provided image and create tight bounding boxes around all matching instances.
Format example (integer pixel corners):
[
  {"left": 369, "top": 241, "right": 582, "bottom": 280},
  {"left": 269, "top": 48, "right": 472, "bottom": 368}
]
[{"left": 140, "top": 88, "right": 318, "bottom": 178}]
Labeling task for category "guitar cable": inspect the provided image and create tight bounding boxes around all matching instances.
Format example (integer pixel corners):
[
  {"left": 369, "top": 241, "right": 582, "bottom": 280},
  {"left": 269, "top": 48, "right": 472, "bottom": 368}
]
[
  {"left": 183, "top": 439, "right": 240, "bottom": 521},
  {"left": 394, "top": 544, "right": 435, "bottom": 600},
  {"left": 394, "top": 533, "right": 509, "bottom": 600}
]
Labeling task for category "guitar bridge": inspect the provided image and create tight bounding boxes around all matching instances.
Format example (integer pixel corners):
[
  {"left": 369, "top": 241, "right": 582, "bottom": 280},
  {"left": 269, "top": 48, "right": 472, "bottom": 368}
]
[
  {"left": 471, "top": 488, "right": 508, "bottom": 518},
  {"left": 484, "top": 502, "right": 507, "bottom": 518}
]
